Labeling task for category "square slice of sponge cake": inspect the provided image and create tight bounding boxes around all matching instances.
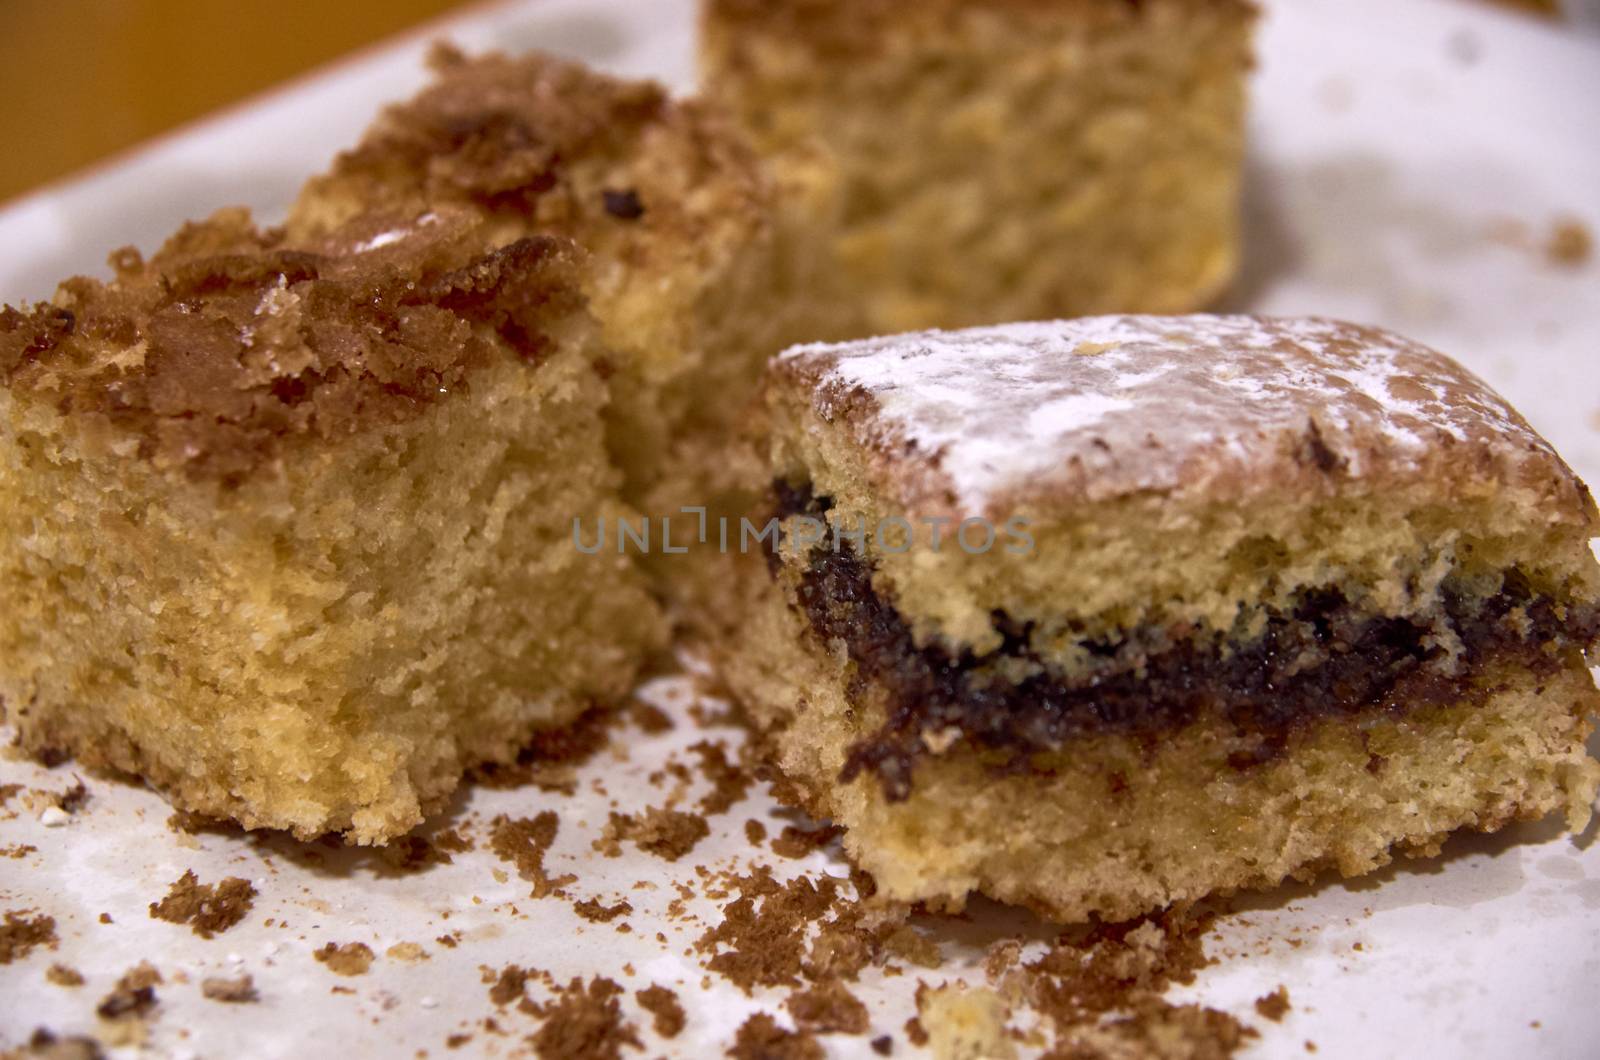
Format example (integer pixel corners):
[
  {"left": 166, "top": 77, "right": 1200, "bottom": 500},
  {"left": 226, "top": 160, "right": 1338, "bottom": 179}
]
[
  {"left": 0, "top": 208, "right": 664, "bottom": 842},
  {"left": 289, "top": 44, "right": 838, "bottom": 524},
  {"left": 700, "top": 0, "right": 1258, "bottom": 336},
  {"left": 717, "top": 315, "right": 1600, "bottom": 922}
]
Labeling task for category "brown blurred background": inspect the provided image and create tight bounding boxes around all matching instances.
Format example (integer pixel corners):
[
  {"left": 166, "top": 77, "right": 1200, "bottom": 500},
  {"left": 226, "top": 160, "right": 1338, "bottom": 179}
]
[
  {"left": 0, "top": 0, "right": 478, "bottom": 204},
  {"left": 0, "top": 0, "right": 1584, "bottom": 206}
]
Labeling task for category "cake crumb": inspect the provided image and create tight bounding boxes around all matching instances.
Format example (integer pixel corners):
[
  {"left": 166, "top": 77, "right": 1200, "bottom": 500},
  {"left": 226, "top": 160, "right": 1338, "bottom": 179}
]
[
  {"left": 1547, "top": 218, "right": 1593, "bottom": 267},
  {"left": 727, "top": 1013, "right": 823, "bottom": 1060},
  {"left": 201, "top": 974, "right": 258, "bottom": 1003},
  {"left": 528, "top": 976, "right": 641, "bottom": 1060},
  {"left": 314, "top": 941, "right": 375, "bottom": 977},
  {"left": 690, "top": 740, "right": 751, "bottom": 814},
  {"left": 487, "top": 964, "right": 537, "bottom": 1006},
  {"left": 786, "top": 980, "right": 870, "bottom": 1034},
  {"left": 0, "top": 910, "right": 58, "bottom": 963},
  {"left": 744, "top": 819, "right": 768, "bottom": 846},
  {"left": 2, "top": 843, "right": 38, "bottom": 859},
  {"left": 18, "top": 1028, "right": 106, "bottom": 1060},
  {"left": 917, "top": 984, "right": 1014, "bottom": 1059},
  {"left": 870, "top": 1034, "right": 893, "bottom": 1055},
  {"left": 1255, "top": 986, "right": 1291, "bottom": 1022},
  {"left": 96, "top": 962, "right": 161, "bottom": 1020},
  {"left": 386, "top": 942, "right": 430, "bottom": 963},
  {"left": 490, "top": 812, "right": 576, "bottom": 897},
  {"left": 600, "top": 808, "right": 709, "bottom": 862},
  {"left": 46, "top": 963, "right": 84, "bottom": 987},
  {"left": 148, "top": 870, "right": 257, "bottom": 938},
  {"left": 573, "top": 898, "right": 634, "bottom": 924},
  {"left": 769, "top": 824, "right": 841, "bottom": 860},
  {"left": 636, "top": 983, "right": 686, "bottom": 1038}
]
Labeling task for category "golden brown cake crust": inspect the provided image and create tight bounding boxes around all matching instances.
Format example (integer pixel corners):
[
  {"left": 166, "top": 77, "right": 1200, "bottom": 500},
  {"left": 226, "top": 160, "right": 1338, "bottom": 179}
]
[
  {"left": 771, "top": 315, "right": 1597, "bottom": 525},
  {"left": 297, "top": 44, "right": 769, "bottom": 259},
  {"left": 705, "top": 0, "right": 1259, "bottom": 55},
  {"left": 0, "top": 207, "right": 585, "bottom": 485}
]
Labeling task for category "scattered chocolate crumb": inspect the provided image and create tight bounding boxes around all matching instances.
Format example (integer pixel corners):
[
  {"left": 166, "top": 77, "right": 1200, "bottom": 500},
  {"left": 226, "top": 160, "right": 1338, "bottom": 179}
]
[
  {"left": 2, "top": 843, "right": 38, "bottom": 858},
  {"left": 727, "top": 1013, "right": 823, "bottom": 1060},
  {"left": 20, "top": 1028, "right": 106, "bottom": 1060},
  {"left": 433, "top": 826, "right": 475, "bottom": 854},
  {"left": 487, "top": 964, "right": 535, "bottom": 1006},
  {"left": 377, "top": 834, "right": 454, "bottom": 872},
  {"left": 201, "top": 974, "right": 258, "bottom": 1003},
  {"left": 690, "top": 740, "right": 752, "bottom": 815},
  {"left": 882, "top": 924, "right": 941, "bottom": 969},
  {"left": 386, "top": 942, "right": 430, "bottom": 963},
  {"left": 629, "top": 700, "right": 674, "bottom": 734},
  {"left": 96, "top": 963, "right": 161, "bottom": 1020},
  {"left": 574, "top": 898, "right": 634, "bottom": 924},
  {"left": 491, "top": 812, "right": 575, "bottom": 897},
  {"left": 600, "top": 808, "right": 709, "bottom": 862},
  {"left": 446, "top": 1032, "right": 473, "bottom": 1049},
  {"left": 436, "top": 932, "right": 461, "bottom": 949},
  {"left": 636, "top": 983, "right": 686, "bottom": 1038},
  {"left": 1255, "top": 986, "right": 1291, "bottom": 1022},
  {"left": 0, "top": 910, "right": 58, "bottom": 963},
  {"left": 97, "top": 913, "right": 112, "bottom": 925},
  {"left": 314, "top": 941, "right": 375, "bottom": 977},
  {"left": 770, "top": 824, "right": 842, "bottom": 860},
  {"left": 744, "top": 820, "right": 768, "bottom": 846},
  {"left": 786, "top": 980, "right": 870, "bottom": 1035},
  {"left": 0, "top": 782, "right": 22, "bottom": 808},
  {"left": 164, "top": 809, "right": 235, "bottom": 835},
  {"left": 1002, "top": 913, "right": 1257, "bottom": 1058},
  {"left": 870, "top": 1034, "right": 893, "bottom": 1055},
  {"left": 1548, "top": 218, "right": 1593, "bottom": 267},
  {"left": 1306, "top": 1041, "right": 1318, "bottom": 1053},
  {"left": 528, "top": 976, "right": 641, "bottom": 1060},
  {"left": 44, "top": 963, "right": 84, "bottom": 988},
  {"left": 148, "top": 870, "right": 256, "bottom": 938},
  {"left": 697, "top": 866, "right": 845, "bottom": 992},
  {"left": 902, "top": 1017, "right": 928, "bottom": 1047}
]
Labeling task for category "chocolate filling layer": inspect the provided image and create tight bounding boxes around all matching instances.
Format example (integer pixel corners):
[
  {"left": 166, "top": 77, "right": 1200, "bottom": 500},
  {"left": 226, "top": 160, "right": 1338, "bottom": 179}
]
[{"left": 770, "top": 482, "right": 1600, "bottom": 801}]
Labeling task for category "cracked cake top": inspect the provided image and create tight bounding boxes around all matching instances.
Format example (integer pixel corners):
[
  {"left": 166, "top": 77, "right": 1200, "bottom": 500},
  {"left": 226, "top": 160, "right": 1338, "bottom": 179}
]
[{"left": 0, "top": 207, "right": 586, "bottom": 485}]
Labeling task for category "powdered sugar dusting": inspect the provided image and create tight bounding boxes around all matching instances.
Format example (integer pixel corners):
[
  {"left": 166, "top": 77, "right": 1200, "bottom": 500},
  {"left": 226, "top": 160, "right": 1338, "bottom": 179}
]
[{"left": 780, "top": 315, "right": 1556, "bottom": 512}]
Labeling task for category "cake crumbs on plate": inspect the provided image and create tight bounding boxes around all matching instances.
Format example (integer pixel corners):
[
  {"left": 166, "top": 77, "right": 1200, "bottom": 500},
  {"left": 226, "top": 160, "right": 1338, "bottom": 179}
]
[
  {"left": 727, "top": 1013, "right": 823, "bottom": 1060},
  {"left": 314, "top": 942, "right": 375, "bottom": 977},
  {"left": 786, "top": 980, "right": 870, "bottom": 1035},
  {"left": 95, "top": 962, "right": 161, "bottom": 1021},
  {"left": 45, "top": 963, "right": 84, "bottom": 987},
  {"left": 598, "top": 807, "right": 709, "bottom": 862},
  {"left": 689, "top": 739, "right": 752, "bottom": 813},
  {"left": 200, "top": 974, "right": 258, "bottom": 1003},
  {"left": 573, "top": 898, "right": 634, "bottom": 923},
  {"left": 526, "top": 976, "right": 641, "bottom": 1060},
  {"left": 148, "top": 870, "right": 257, "bottom": 938},
  {"left": 1255, "top": 985, "right": 1292, "bottom": 1021},
  {"left": 12, "top": 1028, "right": 107, "bottom": 1060},
  {"left": 1547, "top": 218, "right": 1593, "bottom": 267},
  {"left": 770, "top": 824, "right": 843, "bottom": 860},
  {"left": 635, "top": 983, "right": 686, "bottom": 1038},
  {"left": 489, "top": 812, "right": 575, "bottom": 897},
  {"left": 0, "top": 910, "right": 58, "bottom": 963}
]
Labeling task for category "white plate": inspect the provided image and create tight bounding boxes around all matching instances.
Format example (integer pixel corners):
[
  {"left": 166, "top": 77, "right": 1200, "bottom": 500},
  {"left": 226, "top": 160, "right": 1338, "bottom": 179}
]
[{"left": 2, "top": 1, "right": 1598, "bottom": 1057}]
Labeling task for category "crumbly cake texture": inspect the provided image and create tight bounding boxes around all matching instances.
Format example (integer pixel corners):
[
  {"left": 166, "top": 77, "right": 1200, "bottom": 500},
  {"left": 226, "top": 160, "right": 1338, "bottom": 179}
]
[
  {"left": 700, "top": 0, "right": 1257, "bottom": 336},
  {"left": 0, "top": 207, "right": 664, "bottom": 843},
  {"left": 290, "top": 44, "right": 833, "bottom": 525},
  {"left": 719, "top": 315, "right": 1600, "bottom": 921}
]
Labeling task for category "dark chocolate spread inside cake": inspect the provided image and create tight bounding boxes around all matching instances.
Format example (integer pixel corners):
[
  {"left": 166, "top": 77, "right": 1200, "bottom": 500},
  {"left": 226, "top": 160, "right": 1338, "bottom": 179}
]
[{"left": 770, "top": 481, "right": 1600, "bottom": 800}]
